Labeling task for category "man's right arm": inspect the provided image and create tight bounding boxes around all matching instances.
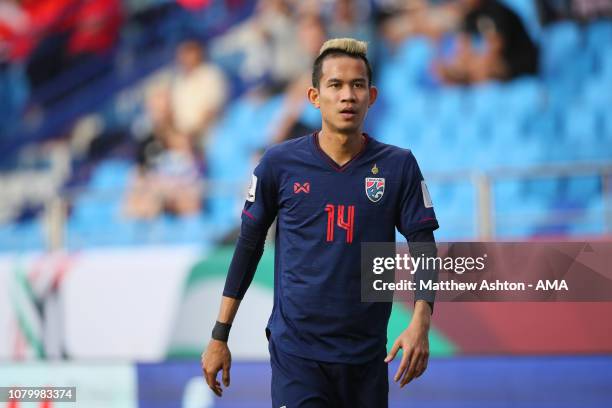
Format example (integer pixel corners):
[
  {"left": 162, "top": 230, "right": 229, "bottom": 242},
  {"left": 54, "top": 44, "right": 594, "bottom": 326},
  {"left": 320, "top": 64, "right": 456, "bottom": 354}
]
[
  {"left": 202, "top": 296, "right": 240, "bottom": 397},
  {"left": 202, "top": 219, "right": 270, "bottom": 397},
  {"left": 202, "top": 150, "right": 278, "bottom": 397}
]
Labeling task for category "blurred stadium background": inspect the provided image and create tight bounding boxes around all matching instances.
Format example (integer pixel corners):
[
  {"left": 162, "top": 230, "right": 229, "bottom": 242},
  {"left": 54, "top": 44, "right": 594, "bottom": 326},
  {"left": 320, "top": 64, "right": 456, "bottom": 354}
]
[{"left": 1, "top": 0, "right": 611, "bottom": 406}]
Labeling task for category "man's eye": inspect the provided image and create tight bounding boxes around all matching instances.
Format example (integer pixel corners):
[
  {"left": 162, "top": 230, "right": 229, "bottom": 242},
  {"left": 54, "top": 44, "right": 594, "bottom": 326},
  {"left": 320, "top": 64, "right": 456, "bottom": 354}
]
[
  {"left": 330, "top": 83, "right": 340, "bottom": 88},
  {"left": 354, "top": 83, "right": 364, "bottom": 88}
]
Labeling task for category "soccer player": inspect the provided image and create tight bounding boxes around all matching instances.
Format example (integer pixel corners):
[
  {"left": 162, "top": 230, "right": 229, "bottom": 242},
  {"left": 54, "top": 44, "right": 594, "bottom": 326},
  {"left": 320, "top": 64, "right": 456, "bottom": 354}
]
[{"left": 202, "top": 38, "right": 439, "bottom": 407}]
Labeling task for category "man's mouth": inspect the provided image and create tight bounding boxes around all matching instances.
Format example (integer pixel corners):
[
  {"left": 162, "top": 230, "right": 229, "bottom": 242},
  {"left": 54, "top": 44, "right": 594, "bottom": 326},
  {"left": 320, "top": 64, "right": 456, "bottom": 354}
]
[{"left": 340, "top": 108, "right": 357, "bottom": 118}]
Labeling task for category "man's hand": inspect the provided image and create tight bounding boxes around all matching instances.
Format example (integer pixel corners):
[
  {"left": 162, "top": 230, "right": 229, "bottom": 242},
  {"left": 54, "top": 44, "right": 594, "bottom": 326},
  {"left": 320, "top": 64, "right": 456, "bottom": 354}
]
[
  {"left": 201, "top": 339, "right": 232, "bottom": 397},
  {"left": 384, "top": 304, "right": 431, "bottom": 387}
]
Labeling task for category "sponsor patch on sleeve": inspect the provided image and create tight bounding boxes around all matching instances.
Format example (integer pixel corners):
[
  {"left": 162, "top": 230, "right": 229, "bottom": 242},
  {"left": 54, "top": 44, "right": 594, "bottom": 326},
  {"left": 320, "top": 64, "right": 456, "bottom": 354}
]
[
  {"left": 421, "top": 180, "right": 433, "bottom": 208},
  {"left": 247, "top": 174, "right": 257, "bottom": 202}
]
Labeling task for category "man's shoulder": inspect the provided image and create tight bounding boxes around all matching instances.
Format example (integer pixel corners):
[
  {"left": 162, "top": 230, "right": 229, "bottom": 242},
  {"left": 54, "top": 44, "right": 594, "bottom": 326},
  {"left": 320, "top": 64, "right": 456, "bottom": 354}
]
[
  {"left": 262, "top": 134, "right": 312, "bottom": 161},
  {"left": 369, "top": 137, "right": 415, "bottom": 162}
]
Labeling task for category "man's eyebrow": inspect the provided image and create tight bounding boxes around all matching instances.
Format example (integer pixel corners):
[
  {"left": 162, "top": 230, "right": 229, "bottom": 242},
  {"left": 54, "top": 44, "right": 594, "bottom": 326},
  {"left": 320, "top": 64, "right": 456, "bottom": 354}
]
[{"left": 326, "top": 77, "right": 367, "bottom": 84}]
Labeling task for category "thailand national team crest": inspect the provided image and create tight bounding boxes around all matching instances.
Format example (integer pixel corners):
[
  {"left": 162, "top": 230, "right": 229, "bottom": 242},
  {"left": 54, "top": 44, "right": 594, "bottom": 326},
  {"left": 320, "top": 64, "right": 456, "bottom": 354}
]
[{"left": 365, "top": 177, "right": 385, "bottom": 202}]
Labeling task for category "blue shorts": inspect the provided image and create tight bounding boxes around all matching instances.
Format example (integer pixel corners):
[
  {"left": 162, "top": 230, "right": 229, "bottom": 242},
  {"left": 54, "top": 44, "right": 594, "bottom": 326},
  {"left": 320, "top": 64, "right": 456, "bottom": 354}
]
[{"left": 269, "top": 337, "right": 389, "bottom": 408}]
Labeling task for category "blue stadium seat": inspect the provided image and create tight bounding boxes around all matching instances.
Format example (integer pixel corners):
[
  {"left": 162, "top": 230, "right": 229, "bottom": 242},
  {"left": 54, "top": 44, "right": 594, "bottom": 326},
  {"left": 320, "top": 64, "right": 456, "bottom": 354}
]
[
  {"left": 300, "top": 103, "right": 322, "bottom": 130},
  {"left": 563, "top": 105, "right": 599, "bottom": 145},
  {"left": 600, "top": 51, "right": 612, "bottom": 86},
  {"left": 603, "top": 111, "right": 612, "bottom": 143},
  {"left": 72, "top": 196, "right": 121, "bottom": 225},
  {"left": 568, "top": 195, "right": 605, "bottom": 235},
  {"left": 14, "top": 220, "right": 45, "bottom": 250},
  {"left": 396, "top": 37, "right": 436, "bottom": 85},
  {"left": 374, "top": 113, "right": 410, "bottom": 148},
  {"left": 432, "top": 182, "right": 477, "bottom": 240},
  {"left": 523, "top": 178, "right": 562, "bottom": 201},
  {"left": 496, "top": 190, "right": 551, "bottom": 237},
  {"left": 585, "top": 20, "right": 612, "bottom": 50},
  {"left": 562, "top": 176, "right": 600, "bottom": 204},
  {"left": 376, "top": 61, "right": 413, "bottom": 104},
  {"left": 90, "top": 159, "right": 132, "bottom": 191},
  {"left": 465, "top": 82, "right": 504, "bottom": 123},
  {"left": 0, "top": 220, "right": 45, "bottom": 251},
  {"left": 501, "top": 78, "right": 544, "bottom": 122},
  {"left": 433, "top": 87, "right": 466, "bottom": 124},
  {"left": 540, "top": 22, "right": 582, "bottom": 79},
  {"left": 580, "top": 75, "right": 612, "bottom": 114},
  {"left": 494, "top": 180, "right": 523, "bottom": 214},
  {"left": 585, "top": 20, "right": 612, "bottom": 73}
]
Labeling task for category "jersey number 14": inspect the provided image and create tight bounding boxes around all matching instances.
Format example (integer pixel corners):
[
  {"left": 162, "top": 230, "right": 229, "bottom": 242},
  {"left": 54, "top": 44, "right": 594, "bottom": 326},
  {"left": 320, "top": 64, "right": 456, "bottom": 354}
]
[{"left": 325, "top": 204, "right": 355, "bottom": 243}]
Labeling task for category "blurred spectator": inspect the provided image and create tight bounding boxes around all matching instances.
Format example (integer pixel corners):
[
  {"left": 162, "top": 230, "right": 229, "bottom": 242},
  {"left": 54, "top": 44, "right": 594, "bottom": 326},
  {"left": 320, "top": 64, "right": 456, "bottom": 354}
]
[
  {"left": 0, "top": 0, "right": 29, "bottom": 62},
  {"left": 177, "top": 0, "right": 213, "bottom": 11},
  {"left": 434, "top": 0, "right": 539, "bottom": 84},
  {"left": 327, "top": 0, "right": 374, "bottom": 44},
  {"left": 379, "top": 0, "right": 460, "bottom": 47},
  {"left": 64, "top": 0, "right": 123, "bottom": 57},
  {"left": 257, "top": 0, "right": 306, "bottom": 86},
  {"left": 272, "top": 13, "right": 327, "bottom": 142},
  {"left": 171, "top": 40, "right": 228, "bottom": 145},
  {"left": 124, "top": 84, "right": 203, "bottom": 219},
  {"left": 0, "top": 62, "right": 29, "bottom": 135},
  {"left": 537, "top": 0, "right": 612, "bottom": 23},
  {"left": 211, "top": 0, "right": 308, "bottom": 86},
  {"left": 1, "top": 0, "right": 123, "bottom": 88}
]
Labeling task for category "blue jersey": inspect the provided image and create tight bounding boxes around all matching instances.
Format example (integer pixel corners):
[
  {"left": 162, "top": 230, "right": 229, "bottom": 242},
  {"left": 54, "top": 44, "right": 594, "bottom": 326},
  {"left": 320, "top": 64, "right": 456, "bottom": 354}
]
[{"left": 241, "top": 132, "right": 438, "bottom": 364}]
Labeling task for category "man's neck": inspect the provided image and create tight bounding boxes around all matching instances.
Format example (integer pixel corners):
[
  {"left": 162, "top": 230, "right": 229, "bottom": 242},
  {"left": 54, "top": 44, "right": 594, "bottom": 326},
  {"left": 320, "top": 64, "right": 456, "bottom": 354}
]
[{"left": 318, "top": 128, "right": 365, "bottom": 167}]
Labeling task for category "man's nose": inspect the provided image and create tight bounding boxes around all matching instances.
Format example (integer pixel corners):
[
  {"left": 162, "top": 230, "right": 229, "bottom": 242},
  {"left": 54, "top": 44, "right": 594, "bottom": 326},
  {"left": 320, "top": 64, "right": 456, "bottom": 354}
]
[{"left": 340, "top": 85, "right": 356, "bottom": 101}]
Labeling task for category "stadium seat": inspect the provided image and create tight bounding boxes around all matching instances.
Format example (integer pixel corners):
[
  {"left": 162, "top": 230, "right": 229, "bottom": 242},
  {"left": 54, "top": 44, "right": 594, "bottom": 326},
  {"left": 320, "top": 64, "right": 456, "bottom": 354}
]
[
  {"left": 90, "top": 159, "right": 133, "bottom": 191},
  {"left": 428, "top": 183, "right": 473, "bottom": 239},
  {"left": 585, "top": 20, "right": 612, "bottom": 73},
  {"left": 494, "top": 180, "right": 523, "bottom": 213},
  {"left": 562, "top": 176, "right": 600, "bottom": 204},
  {"left": 580, "top": 75, "right": 612, "bottom": 115},
  {"left": 300, "top": 103, "right": 322, "bottom": 130},
  {"left": 501, "top": 78, "right": 544, "bottom": 122},
  {"left": 563, "top": 105, "right": 599, "bottom": 145},
  {"left": 0, "top": 220, "right": 45, "bottom": 250},
  {"left": 433, "top": 87, "right": 466, "bottom": 124},
  {"left": 568, "top": 196, "right": 605, "bottom": 235},
  {"left": 465, "top": 82, "right": 504, "bottom": 123},
  {"left": 376, "top": 61, "right": 413, "bottom": 104},
  {"left": 396, "top": 37, "right": 436, "bottom": 86},
  {"left": 540, "top": 22, "right": 582, "bottom": 79}
]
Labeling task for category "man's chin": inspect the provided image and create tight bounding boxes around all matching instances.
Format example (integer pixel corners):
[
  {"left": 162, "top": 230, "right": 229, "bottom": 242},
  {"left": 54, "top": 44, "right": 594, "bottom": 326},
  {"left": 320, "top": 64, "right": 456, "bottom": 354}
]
[{"left": 334, "top": 124, "right": 360, "bottom": 134}]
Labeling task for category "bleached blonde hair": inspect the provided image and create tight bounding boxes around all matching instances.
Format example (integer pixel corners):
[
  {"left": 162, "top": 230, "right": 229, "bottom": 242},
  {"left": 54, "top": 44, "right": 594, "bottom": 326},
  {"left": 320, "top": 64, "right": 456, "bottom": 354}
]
[
  {"left": 312, "top": 38, "right": 372, "bottom": 88},
  {"left": 318, "top": 38, "right": 368, "bottom": 58}
]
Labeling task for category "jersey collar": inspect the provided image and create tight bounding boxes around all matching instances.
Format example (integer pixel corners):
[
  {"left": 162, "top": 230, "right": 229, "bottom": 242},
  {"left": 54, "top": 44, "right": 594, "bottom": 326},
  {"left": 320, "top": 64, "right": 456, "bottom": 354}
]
[{"left": 311, "top": 131, "right": 370, "bottom": 173}]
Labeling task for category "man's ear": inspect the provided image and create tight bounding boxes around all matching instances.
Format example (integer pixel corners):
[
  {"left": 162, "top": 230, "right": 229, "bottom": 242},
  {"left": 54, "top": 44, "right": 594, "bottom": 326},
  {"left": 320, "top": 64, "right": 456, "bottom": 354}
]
[
  {"left": 307, "top": 87, "right": 320, "bottom": 109},
  {"left": 368, "top": 86, "right": 378, "bottom": 108}
]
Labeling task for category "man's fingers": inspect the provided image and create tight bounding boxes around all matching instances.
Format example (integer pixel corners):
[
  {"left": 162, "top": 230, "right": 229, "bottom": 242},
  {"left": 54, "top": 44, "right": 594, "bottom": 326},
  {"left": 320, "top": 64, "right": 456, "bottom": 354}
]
[
  {"left": 415, "top": 352, "right": 429, "bottom": 378},
  {"left": 205, "top": 369, "right": 221, "bottom": 396},
  {"left": 400, "top": 352, "right": 419, "bottom": 387},
  {"left": 222, "top": 363, "right": 231, "bottom": 387},
  {"left": 393, "top": 349, "right": 411, "bottom": 382},
  {"left": 385, "top": 340, "right": 401, "bottom": 363},
  {"left": 211, "top": 379, "right": 222, "bottom": 397},
  {"left": 211, "top": 386, "right": 222, "bottom": 397},
  {"left": 401, "top": 349, "right": 427, "bottom": 387}
]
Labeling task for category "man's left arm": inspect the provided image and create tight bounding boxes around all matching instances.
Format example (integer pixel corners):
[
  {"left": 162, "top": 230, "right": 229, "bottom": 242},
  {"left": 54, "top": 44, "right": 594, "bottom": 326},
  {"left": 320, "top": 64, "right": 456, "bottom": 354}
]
[
  {"left": 385, "top": 228, "right": 437, "bottom": 387},
  {"left": 390, "top": 151, "right": 440, "bottom": 387}
]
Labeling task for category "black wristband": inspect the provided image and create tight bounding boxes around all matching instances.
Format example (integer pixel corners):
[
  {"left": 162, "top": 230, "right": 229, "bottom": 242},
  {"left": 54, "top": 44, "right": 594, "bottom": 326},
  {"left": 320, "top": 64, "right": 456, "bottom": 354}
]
[{"left": 212, "top": 321, "right": 232, "bottom": 342}]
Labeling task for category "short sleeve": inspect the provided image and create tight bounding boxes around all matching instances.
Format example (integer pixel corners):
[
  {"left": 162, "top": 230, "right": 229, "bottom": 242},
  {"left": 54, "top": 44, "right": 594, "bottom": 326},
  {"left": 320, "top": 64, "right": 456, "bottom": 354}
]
[
  {"left": 241, "top": 151, "right": 279, "bottom": 231},
  {"left": 396, "top": 151, "right": 439, "bottom": 238}
]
